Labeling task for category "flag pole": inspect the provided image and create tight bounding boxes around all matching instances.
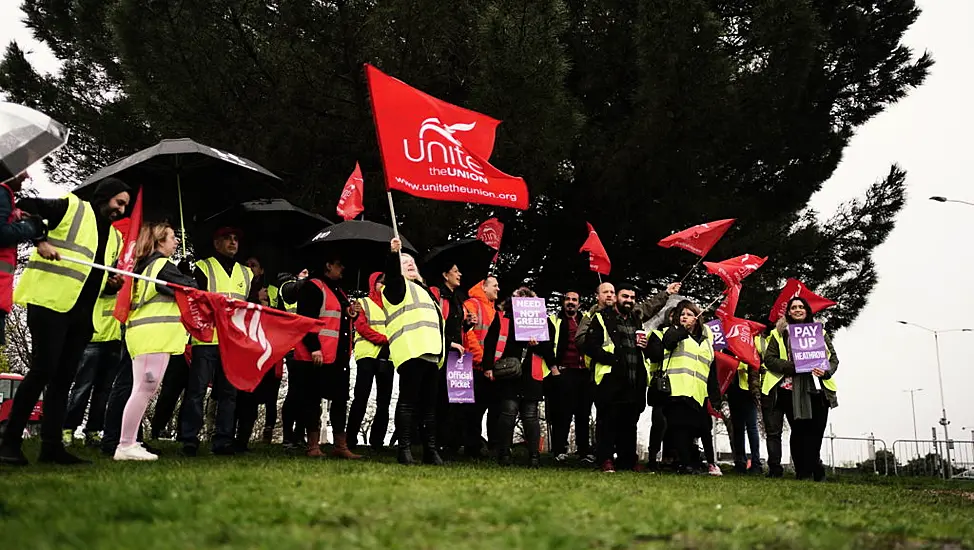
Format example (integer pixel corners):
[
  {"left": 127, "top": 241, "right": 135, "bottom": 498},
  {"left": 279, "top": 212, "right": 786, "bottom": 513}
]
[
  {"left": 679, "top": 255, "right": 705, "bottom": 283},
  {"left": 597, "top": 272, "right": 603, "bottom": 284},
  {"left": 61, "top": 256, "right": 169, "bottom": 287}
]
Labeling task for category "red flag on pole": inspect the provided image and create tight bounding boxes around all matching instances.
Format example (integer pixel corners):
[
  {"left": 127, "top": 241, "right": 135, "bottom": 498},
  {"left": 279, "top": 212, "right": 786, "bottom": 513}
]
[
  {"left": 721, "top": 315, "right": 762, "bottom": 370},
  {"left": 112, "top": 186, "right": 143, "bottom": 323},
  {"left": 715, "top": 283, "right": 741, "bottom": 322},
  {"left": 768, "top": 279, "right": 837, "bottom": 322},
  {"left": 704, "top": 254, "right": 767, "bottom": 287},
  {"left": 657, "top": 219, "right": 735, "bottom": 257},
  {"left": 173, "top": 287, "right": 328, "bottom": 391},
  {"left": 364, "top": 64, "right": 529, "bottom": 210},
  {"left": 477, "top": 217, "right": 504, "bottom": 262},
  {"left": 714, "top": 351, "right": 741, "bottom": 395},
  {"left": 580, "top": 222, "right": 611, "bottom": 276},
  {"left": 336, "top": 162, "right": 365, "bottom": 221}
]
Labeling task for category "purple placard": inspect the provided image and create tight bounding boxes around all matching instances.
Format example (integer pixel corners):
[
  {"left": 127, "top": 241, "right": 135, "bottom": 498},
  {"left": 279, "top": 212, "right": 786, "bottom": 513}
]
[
  {"left": 511, "top": 297, "right": 550, "bottom": 342},
  {"left": 446, "top": 351, "right": 475, "bottom": 404},
  {"left": 705, "top": 319, "right": 727, "bottom": 351},
  {"left": 788, "top": 322, "right": 828, "bottom": 374}
]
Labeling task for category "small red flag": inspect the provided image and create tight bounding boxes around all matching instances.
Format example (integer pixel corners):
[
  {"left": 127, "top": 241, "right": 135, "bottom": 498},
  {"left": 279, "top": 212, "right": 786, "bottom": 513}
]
[
  {"left": 768, "top": 279, "right": 837, "bottom": 323},
  {"left": 580, "top": 222, "right": 611, "bottom": 276},
  {"left": 714, "top": 351, "right": 741, "bottom": 395},
  {"left": 657, "top": 219, "right": 735, "bottom": 257},
  {"left": 336, "top": 162, "right": 365, "bottom": 221},
  {"left": 112, "top": 186, "right": 144, "bottom": 323},
  {"left": 721, "top": 315, "right": 762, "bottom": 370},
  {"left": 704, "top": 254, "right": 767, "bottom": 288},
  {"left": 715, "top": 283, "right": 741, "bottom": 322},
  {"left": 477, "top": 217, "right": 504, "bottom": 262},
  {"left": 364, "top": 64, "right": 529, "bottom": 210},
  {"left": 173, "top": 287, "right": 328, "bottom": 391}
]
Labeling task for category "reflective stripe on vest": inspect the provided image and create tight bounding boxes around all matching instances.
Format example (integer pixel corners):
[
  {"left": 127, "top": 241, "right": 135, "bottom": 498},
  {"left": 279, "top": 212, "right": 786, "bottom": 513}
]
[
  {"left": 494, "top": 313, "right": 510, "bottom": 361},
  {"left": 13, "top": 193, "right": 96, "bottom": 313},
  {"left": 382, "top": 279, "right": 444, "bottom": 369},
  {"left": 126, "top": 257, "right": 189, "bottom": 357},
  {"left": 661, "top": 327, "right": 713, "bottom": 406},
  {"left": 354, "top": 297, "right": 387, "bottom": 361},
  {"left": 293, "top": 279, "right": 345, "bottom": 363},
  {"left": 191, "top": 257, "right": 253, "bottom": 345},
  {"left": 90, "top": 228, "right": 123, "bottom": 343},
  {"left": 763, "top": 329, "right": 836, "bottom": 394},
  {"left": 592, "top": 313, "right": 615, "bottom": 385}
]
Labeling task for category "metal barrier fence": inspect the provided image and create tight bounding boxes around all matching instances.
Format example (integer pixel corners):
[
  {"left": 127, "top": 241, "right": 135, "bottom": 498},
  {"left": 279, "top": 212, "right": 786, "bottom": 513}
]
[
  {"left": 892, "top": 439, "right": 974, "bottom": 479},
  {"left": 823, "top": 435, "right": 890, "bottom": 474}
]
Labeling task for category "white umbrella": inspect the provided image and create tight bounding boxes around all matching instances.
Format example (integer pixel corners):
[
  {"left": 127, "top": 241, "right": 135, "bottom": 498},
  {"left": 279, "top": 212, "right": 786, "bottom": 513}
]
[{"left": 0, "top": 102, "right": 69, "bottom": 183}]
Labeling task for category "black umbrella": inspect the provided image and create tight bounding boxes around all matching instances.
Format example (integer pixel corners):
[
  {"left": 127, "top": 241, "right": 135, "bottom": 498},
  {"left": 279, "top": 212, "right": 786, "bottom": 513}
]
[
  {"left": 196, "top": 198, "right": 334, "bottom": 275},
  {"left": 74, "top": 138, "right": 283, "bottom": 254},
  {"left": 299, "top": 220, "right": 418, "bottom": 290},
  {"left": 422, "top": 238, "right": 496, "bottom": 291},
  {"left": 0, "top": 102, "right": 69, "bottom": 183}
]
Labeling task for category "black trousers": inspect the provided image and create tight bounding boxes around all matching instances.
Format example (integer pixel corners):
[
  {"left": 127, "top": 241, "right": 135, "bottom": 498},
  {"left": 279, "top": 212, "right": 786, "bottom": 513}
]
[
  {"left": 595, "top": 401, "right": 642, "bottom": 470},
  {"left": 234, "top": 369, "right": 281, "bottom": 443},
  {"left": 63, "top": 340, "right": 123, "bottom": 433},
  {"left": 460, "top": 369, "right": 493, "bottom": 453},
  {"left": 288, "top": 360, "right": 349, "bottom": 436},
  {"left": 547, "top": 368, "right": 594, "bottom": 456},
  {"left": 101, "top": 349, "right": 146, "bottom": 453},
  {"left": 435, "top": 366, "right": 464, "bottom": 452},
  {"left": 346, "top": 358, "right": 395, "bottom": 448},
  {"left": 1, "top": 305, "right": 92, "bottom": 448},
  {"left": 282, "top": 357, "right": 305, "bottom": 443},
  {"left": 151, "top": 354, "right": 189, "bottom": 438},
  {"left": 762, "top": 389, "right": 791, "bottom": 472},
  {"left": 497, "top": 398, "right": 540, "bottom": 458},
  {"left": 395, "top": 359, "right": 439, "bottom": 449},
  {"left": 785, "top": 392, "right": 830, "bottom": 478},
  {"left": 647, "top": 406, "right": 666, "bottom": 464},
  {"left": 179, "top": 345, "right": 237, "bottom": 451}
]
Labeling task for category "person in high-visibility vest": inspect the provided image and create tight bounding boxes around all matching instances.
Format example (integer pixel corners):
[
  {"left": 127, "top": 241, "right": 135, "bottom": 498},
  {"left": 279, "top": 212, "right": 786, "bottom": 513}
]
[
  {"left": 483, "top": 287, "right": 556, "bottom": 467},
  {"left": 114, "top": 222, "right": 196, "bottom": 461},
  {"left": 0, "top": 177, "right": 131, "bottom": 467},
  {"left": 727, "top": 333, "right": 764, "bottom": 475},
  {"left": 61, "top": 220, "right": 125, "bottom": 448},
  {"left": 346, "top": 272, "right": 392, "bottom": 450},
  {"left": 290, "top": 251, "right": 360, "bottom": 459},
  {"left": 646, "top": 299, "right": 720, "bottom": 475},
  {"left": 584, "top": 282, "right": 674, "bottom": 473},
  {"left": 0, "top": 172, "right": 46, "bottom": 346},
  {"left": 276, "top": 269, "right": 308, "bottom": 448},
  {"left": 461, "top": 276, "right": 501, "bottom": 456},
  {"left": 546, "top": 290, "right": 597, "bottom": 464},
  {"left": 574, "top": 282, "right": 617, "bottom": 353},
  {"left": 383, "top": 238, "right": 447, "bottom": 466},
  {"left": 763, "top": 296, "right": 839, "bottom": 482},
  {"left": 178, "top": 226, "right": 255, "bottom": 457}
]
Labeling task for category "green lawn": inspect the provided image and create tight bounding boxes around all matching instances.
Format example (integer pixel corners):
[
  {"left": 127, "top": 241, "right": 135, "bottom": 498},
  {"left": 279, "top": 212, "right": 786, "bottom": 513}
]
[{"left": 1, "top": 443, "right": 972, "bottom": 549}]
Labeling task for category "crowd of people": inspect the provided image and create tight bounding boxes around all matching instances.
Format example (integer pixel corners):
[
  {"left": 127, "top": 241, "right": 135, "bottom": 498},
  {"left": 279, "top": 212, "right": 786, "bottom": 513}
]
[{"left": 0, "top": 173, "right": 839, "bottom": 481}]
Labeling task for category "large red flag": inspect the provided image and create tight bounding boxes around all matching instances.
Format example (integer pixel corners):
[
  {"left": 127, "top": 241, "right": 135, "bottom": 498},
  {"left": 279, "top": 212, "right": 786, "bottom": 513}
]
[
  {"left": 112, "top": 186, "right": 143, "bottom": 323},
  {"left": 580, "top": 222, "right": 611, "bottom": 275},
  {"left": 477, "top": 217, "right": 504, "bottom": 262},
  {"left": 715, "top": 283, "right": 741, "bottom": 322},
  {"left": 336, "top": 162, "right": 365, "bottom": 221},
  {"left": 364, "top": 64, "right": 529, "bottom": 210},
  {"left": 704, "top": 254, "right": 767, "bottom": 288},
  {"left": 174, "top": 288, "right": 327, "bottom": 391},
  {"left": 768, "top": 279, "right": 837, "bottom": 322},
  {"left": 721, "top": 315, "right": 762, "bottom": 370},
  {"left": 657, "top": 219, "right": 735, "bottom": 257}
]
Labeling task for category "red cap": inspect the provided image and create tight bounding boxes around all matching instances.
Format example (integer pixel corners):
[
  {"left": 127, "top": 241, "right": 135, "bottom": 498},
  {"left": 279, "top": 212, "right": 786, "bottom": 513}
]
[{"left": 213, "top": 226, "right": 242, "bottom": 239}]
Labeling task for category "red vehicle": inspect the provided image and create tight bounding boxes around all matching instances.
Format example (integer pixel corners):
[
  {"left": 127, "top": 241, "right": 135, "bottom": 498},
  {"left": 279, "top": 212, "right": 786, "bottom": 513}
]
[{"left": 0, "top": 373, "right": 43, "bottom": 437}]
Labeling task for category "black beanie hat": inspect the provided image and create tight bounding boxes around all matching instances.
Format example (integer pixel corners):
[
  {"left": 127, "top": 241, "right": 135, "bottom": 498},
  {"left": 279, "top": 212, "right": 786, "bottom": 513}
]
[{"left": 91, "top": 177, "right": 132, "bottom": 205}]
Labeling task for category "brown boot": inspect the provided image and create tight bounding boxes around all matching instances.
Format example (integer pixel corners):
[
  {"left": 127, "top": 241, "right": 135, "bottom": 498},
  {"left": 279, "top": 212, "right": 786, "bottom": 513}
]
[
  {"left": 331, "top": 433, "right": 362, "bottom": 459},
  {"left": 306, "top": 431, "right": 325, "bottom": 458}
]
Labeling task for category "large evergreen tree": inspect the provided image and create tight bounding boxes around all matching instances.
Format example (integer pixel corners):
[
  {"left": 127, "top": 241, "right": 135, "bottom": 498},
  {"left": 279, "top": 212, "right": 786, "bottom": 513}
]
[{"left": 0, "top": 0, "right": 931, "bottom": 329}]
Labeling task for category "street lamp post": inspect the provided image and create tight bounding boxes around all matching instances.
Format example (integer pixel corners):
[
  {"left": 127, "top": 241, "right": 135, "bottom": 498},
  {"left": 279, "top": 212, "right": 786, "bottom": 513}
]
[
  {"left": 896, "top": 321, "right": 973, "bottom": 478},
  {"left": 930, "top": 196, "right": 974, "bottom": 207},
  {"left": 904, "top": 388, "right": 923, "bottom": 457}
]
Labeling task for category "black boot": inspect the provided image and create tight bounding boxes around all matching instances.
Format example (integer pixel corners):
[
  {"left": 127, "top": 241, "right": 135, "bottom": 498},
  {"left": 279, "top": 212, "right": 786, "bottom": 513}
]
[
  {"left": 38, "top": 443, "right": 91, "bottom": 465},
  {"left": 0, "top": 439, "right": 29, "bottom": 467},
  {"left": 528, "top": 452, "right": 541, "bottom": 468},
  {"left": 234, "top": 420, "right": 254, "bottom": 453},
  {"left": 421, "top": 408, "right": 443, "bottom": 466},
  {"left": 396, "top": 403, "right": 415, "bottom": 465}
]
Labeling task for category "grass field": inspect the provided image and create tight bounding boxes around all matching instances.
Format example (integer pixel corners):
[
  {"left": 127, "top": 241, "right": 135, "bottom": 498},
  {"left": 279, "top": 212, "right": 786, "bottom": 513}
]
[{"left": 1, "top": 442, "right": 973, "bottom": 549}]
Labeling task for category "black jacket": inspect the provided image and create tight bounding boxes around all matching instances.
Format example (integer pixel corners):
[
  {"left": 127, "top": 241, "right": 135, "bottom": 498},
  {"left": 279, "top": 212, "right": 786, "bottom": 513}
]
[
  {"left": 134, "top": 251, "right": 197, "bottom": 297},
  {"left": 583, "top": 307, "right": 649, "bottom": 407},
  {"left": 483, "top": 314, "right": 556, "bottom": 401}
]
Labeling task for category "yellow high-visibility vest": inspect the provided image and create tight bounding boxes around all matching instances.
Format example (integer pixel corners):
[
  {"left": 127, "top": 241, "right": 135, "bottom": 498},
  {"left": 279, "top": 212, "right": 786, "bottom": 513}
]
[
  {"left": 590, "top": 312, "right": 652, "bottom": 386},
  {"left": 191, "top": 257, "right": 252, "bottom": 345},
  {"left": 659, "top": 326, "right": 714, "bottom": 406},
  {"left": 14, "top": 193, "right": 98, "bottom": 312},
  {"left": 353, "top": 298, "right": 387, "bottom": 361},
  {"left": 382, "top": 280, "right": 444, "bottom": 369},
  {"left": 90, "top": 227, "right": 124, "bottom": 343},
  {"left": 763, "top": 329, "right": 836, "bottom": 394},
  {"left": 126, "top": 257, "right": 189, "bottom": 357}
]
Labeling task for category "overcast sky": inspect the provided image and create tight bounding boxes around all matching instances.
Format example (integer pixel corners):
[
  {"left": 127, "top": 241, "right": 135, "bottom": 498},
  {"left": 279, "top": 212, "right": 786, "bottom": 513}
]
[{"left": 3, "top": 1, "right": 972, "bottom": 463}]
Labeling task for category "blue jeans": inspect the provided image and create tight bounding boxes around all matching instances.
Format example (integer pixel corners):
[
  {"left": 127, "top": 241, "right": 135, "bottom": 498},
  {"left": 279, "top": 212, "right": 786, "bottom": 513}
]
[
  {"left": 63, "top": 341, "right": 123, "bottom": 433},
  {"left": 728, "top": 386, "right": 761, "bottom": 468},
  {"left": 179, "top": 345, "right": 237, "bottom": 451}
]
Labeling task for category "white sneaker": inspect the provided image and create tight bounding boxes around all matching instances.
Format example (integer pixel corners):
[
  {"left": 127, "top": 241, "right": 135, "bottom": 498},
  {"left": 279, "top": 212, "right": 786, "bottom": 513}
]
[
  {"left": 708, "top": 464, "right": 723, "bottom": 477},
  {"left": 114, "top": 443, "right": 159, "bottom": 461},
  {"left": 554, "top": 453, "right": 570, "bottom": 463}
]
